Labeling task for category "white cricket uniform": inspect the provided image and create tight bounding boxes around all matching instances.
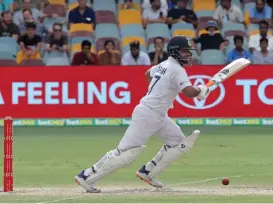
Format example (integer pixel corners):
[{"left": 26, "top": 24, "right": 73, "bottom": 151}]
[{"left": 118, "top": 57, "right": 192, "bottom": 151}]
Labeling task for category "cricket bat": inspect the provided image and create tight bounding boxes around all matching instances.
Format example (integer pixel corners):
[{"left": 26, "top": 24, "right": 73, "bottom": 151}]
[{"left": 206, "top": 58, "right": 251, "bottom": 88}]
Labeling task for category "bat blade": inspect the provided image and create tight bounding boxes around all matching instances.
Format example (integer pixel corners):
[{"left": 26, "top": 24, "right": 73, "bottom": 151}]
[{"left": 206, "top": 58, "right": 251, "bottom": 88}]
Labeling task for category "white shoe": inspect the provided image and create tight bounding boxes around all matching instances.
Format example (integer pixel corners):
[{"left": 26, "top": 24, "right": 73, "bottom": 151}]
[
  {"left": 75, "top": 170, "right": 101, "bottom": 193},
  {"left": 136, "top": 167, "right": 164, "bottom": 188}
]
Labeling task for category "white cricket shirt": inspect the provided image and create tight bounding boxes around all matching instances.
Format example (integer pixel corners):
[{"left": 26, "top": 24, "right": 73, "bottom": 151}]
[{"left": 140, "top": 57, "right": 192, "bottom": 115}]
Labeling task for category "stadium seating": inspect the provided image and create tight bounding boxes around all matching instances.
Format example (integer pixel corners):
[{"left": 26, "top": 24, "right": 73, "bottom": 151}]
[
  {"left": 201, "top": 49, "right": 225, "bottom": 65},
  {"left": 96, "top": 11, "right": 117, "bottom": 24},
  {"left": 222, "top": 22, "right": 246, "bottom": 37},
  {"left": 171, "top": 23, "right": 195, "bottom": 37},
  {"left": 121, "top": 24, "right": 145, "bottom": 38},
  {"left": 0, "top": 59, "right": 17, "bottom": 66},
  {"left": 118, "top": 9, "right": 142, "bottom": 28},
  {"left": 193, "top": 0, "right": 216, "bottom": 12}
]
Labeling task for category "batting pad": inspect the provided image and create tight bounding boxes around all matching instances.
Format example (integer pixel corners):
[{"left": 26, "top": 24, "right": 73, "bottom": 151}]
[
  {"left": 148, "top": 130, "right": 200, "bottom": 178},
  {"left": 86, "top": 145, "right": 146, "bottom": 183}
]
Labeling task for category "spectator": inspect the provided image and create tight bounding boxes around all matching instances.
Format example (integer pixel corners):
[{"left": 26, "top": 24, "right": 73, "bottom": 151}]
[
  {"left": 0, "top": 11, "right": 20, "bottom": 40},
  {"left": 148, "top": 36, "right": 168, "bottom": 65},
  {"left": 72, "top": 40, "right": 98, "bottom": 65},
  {"left": 253, "top": 37, "right": 273, "bottom": 64},
  {"left": 250, "top": 0, "right": 272, "bottom": 25},
  {"left": 142, "top": 0, "right": 167, "bottom": 28},
  {"left": 13, "top": 0, "right": 43, "bottom": 26},
  {"left": 167, "top": 0, "right": 176, "bottom": 9},
  {"left": 121, "top": 41, "right": 151, "bottom": 65},
  {"left": 98, "top": 40, "right": 121, "bottom": 65},
  {"left": 248, "top": 20, "right": 273, "bottom": 53},
  {"left": 16, "top": 22, "right": 42, "bottom": 64},
  {"left": 226, "top": 35, "right": 252, "bottom": 63},
  {"left": 192, "top": 21, "right": 228, "bottom": 52},
  {"left": 213, "top": 0, "right": 244, "bottom": 26},
  {"left": 68, "top": 0, "right": 96, "bottom": 29},
  {"left": 40, "top": 0, "right": 50, "bottom": 13},
  {"left": 142, "top": 0, "right": 168, "bottom": 11},
  {"left": 44, "top": 23, "right": 68, "bottom": 54},
  {"left": 167, "top": 0, "right": 197, "bottom": 28},
  {"left": 120, "top": 0, "right": 139, "bottom": 10},
  {"left": 19, "top": 9, "right": 47, "bottom": 36}
]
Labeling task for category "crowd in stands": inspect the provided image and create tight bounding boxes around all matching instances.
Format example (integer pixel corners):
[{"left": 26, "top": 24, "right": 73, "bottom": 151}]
[{"left": 0, "top": 0, "right": 272, "bottom": 66}]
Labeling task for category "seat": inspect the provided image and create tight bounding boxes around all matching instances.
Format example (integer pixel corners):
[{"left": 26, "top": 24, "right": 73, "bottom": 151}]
[
  {"left": 118, "top": 9, "right": 141, "bottom": 28},
  {"left": 46, "top": 57, "right": 70, "bottom": 65},
  {"left": 0, "top": 51, "right": 16, "bottom": 60},
  {"left": 69, "top": 31, "right": 94, "bottom": 39},
  {"left": 95, "top": 23, "right": 120, "bottom": 39},
  {"left": 146, "top": 23, "right": 170, "bottom": 39},
  {"left": 121, "top": 36, "right": 146, "bottom": 48},
  {"left": 43, "top": 51, "right": 70, "bottom": 63},
  {"left": 20, "top": 59, "right": 44, "bottom": 66},
  {"left": 96, "top": 11, "right": 117, "bottom": 24},
  {"left": 243, "top": 2, "right": 255, "bottom": 26},
  {"left": 118, "top": 3, "right": 141, "bottom": 11},
  {"left": 96, "top": 38, "right": 121, "bottom": 52},
  {"left": 43, "top": 4, "right": 66, "bottom": 17},
  {"left": 201, "top": 49, "right": 225, "bottom": 65},
  {"left": 68, "top": 3, "right": 79, "bottom": 11},
  {"left": 0, "top": 59, "right": 17, "bottom": 66},
  {"left": 222, "top": 23, "right": 245, "bottom": 37},
  {"left": 193, "top": 0, "right": 216, "bottom": 12},
  {"left": 70, "top": 23, "right": 94, "bottom": 33},
  {"left": 119, "top": 0, "right": 141, "bottom": 3},
  {"left": 0, "top": 37, "right": 18, "bottom": 57},
  {"left": 68, "top": 0, "right": 78, "bottom": 4},
  {"left": 93, "top": 3, "right": 117, "bottom": 15},
  {"left": 171, "top": 23, "right": 195, "bottom": 38},
  {"left": 93, "top": 0, "right": 115, "bottom": 5},
  {"left": 196, "top": 10, "right": 214, "bottom": 18},
  {"left": 121, "top": 24, "right": 145, "bottom": 38},
  {"left": 48, "top": 0, "right": 66, "bottom": 5},
  {"left": 71, "top": 37, "right": 93, "bottom": 45}
]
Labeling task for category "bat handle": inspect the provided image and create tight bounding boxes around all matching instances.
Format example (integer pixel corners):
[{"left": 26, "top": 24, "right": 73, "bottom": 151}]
[{"left": 205, "top": 80, "right": 214, "bottom": 88}]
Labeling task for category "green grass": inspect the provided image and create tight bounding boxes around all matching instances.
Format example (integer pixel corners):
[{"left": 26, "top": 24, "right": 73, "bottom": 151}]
[{"left": 0, "top": 126, "right": 273, "bottom": 203}]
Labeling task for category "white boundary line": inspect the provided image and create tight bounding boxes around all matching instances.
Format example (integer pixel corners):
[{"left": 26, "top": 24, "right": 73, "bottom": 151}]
[{"left": 36, "top": 172, "right": 273, "bottom": 203}]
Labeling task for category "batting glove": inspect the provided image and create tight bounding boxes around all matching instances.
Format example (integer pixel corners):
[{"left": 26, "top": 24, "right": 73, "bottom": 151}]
[{"left": 197, "top": 85, "right": 210, "bottom": 100}]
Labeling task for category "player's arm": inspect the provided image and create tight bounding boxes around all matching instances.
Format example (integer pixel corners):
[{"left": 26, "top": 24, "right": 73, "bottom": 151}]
[
  {"left": 145, "top": 68, "right": 153, "bottom": 83},
  {"left": 173, "top": 69, "right": 210, "bottom": 100}
]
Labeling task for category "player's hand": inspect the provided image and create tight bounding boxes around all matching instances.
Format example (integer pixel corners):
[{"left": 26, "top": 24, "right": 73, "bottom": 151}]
[{"left": 197, "top": 85, "right": 210, "bottom": 100}]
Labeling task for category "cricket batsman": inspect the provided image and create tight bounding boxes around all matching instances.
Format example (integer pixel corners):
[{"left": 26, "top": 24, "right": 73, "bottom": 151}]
[{"left": 75, "top": 36, "right": 211, "bottom": 193}]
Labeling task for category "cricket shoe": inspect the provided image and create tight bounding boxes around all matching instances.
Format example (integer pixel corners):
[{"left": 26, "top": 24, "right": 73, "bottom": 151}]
[
  {"left": 75, "top": 170, "right": 101, "bottom": 193},
  {"left": 136, "top": 165, "right": 164, "bottom": 188}
]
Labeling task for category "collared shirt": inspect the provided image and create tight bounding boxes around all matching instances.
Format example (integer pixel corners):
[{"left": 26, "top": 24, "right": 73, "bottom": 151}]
[
  {"left": 68, "top": 6, "right": 96, "bottom": 24},
  {"left": 121, "top": 51, "right": 151, "bottom": 65},
  {"left": 248, "top": 34, "right": 273, "bottom": 51},
  {"left": 227, "top": 49, "right": 252, "bottom": 63},
  {"left": 72, "top": 51, "right": 98, "bottom": 65},
  {"left": 142, "top": 7, "right": 167, "bottom": 20},
  {"left": 253, "top": 50, "right": 273, "bottom": 64},
  {"left": 213, "top": 5, "right": 244, "bottom": 24},
  {"left": 13, "top": 8, "right": 43, "bottom": 26},
  {"left": 250, "top": 5, "right": 272, "bottom": 19}
]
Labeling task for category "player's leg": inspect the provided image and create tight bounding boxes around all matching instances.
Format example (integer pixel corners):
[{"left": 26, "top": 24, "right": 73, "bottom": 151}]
[
  {"left": 75, "top": 104, "right": 162, "bottom": 192},
  {"left": 136, "top": 116, "right": 200, "bottom": 188}
]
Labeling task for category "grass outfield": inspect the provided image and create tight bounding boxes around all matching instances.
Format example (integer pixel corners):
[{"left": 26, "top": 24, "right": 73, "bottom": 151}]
[{"left": 0, "top": 126, "right": 273, "bottom": 203}]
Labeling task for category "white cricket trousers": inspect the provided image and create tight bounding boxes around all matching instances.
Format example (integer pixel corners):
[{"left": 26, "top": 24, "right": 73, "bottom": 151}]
[{"left": 118, "top": 104, "right": 185, "bottom": 151}]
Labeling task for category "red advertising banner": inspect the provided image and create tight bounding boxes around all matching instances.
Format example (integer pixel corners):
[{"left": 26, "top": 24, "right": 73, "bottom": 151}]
[{"left": 0, "top": 66, "right": 272, "bottom": 118}]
